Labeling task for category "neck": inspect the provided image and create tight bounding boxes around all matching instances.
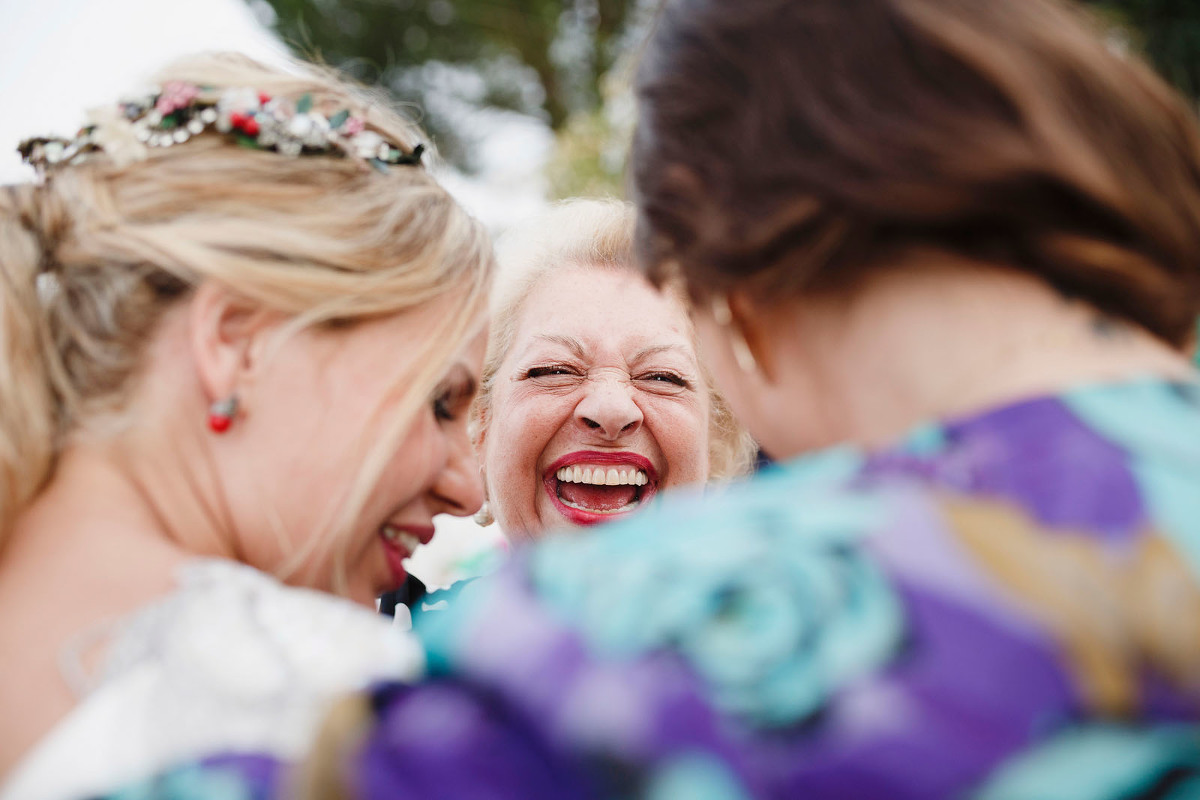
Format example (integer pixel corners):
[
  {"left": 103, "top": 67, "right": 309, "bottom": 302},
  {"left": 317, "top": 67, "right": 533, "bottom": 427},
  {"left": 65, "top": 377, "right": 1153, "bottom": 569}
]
[
  {"left": 764, "top": 260, "right": 1194, "bottom": 457},
  {"left": 6, "top": 417, "right": 237, "bottom": 595}
]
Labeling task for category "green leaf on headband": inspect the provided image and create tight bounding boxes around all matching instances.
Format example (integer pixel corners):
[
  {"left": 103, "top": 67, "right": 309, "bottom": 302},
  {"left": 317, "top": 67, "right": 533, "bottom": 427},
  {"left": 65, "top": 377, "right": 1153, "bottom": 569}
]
[
  {"left": 236, "top": 134, "right": 259, "bottom": 149},
  {"left": 329, "top": 109, "right": 349, "bottom": 129},
  {"left": 297, "top": 93, "right": 313, "bottom": 113}
]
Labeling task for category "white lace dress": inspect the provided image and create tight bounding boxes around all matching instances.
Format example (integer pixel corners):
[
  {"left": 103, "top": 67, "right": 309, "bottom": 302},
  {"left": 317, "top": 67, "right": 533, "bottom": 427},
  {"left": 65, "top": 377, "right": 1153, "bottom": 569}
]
[{"left": 1, "top": 559, "right": 423, "bottom": 800}]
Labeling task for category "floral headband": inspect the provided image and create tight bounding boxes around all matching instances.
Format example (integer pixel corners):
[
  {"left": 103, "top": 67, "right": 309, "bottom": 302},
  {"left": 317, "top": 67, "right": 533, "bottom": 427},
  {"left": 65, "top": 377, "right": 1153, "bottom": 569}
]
[{"left": 18, "top": 81, "right": 425, "bottom": 174}]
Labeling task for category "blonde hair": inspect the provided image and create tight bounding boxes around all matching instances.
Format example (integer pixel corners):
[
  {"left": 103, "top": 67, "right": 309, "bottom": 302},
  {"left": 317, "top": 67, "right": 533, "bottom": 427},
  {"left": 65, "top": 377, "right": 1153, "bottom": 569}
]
[
  {"left": 0, "top": 53, "right": 494, "bottom": 587},
  {"left": 476, "top": 198, "right": 755, "bottom": 482}
]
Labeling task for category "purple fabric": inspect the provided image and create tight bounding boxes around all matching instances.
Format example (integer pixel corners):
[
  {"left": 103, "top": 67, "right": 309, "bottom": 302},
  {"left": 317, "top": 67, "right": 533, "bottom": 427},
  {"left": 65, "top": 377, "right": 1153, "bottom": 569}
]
[
  {"left": 755, "top": 581, "right": 1078, "bottom": 798},
  {"left": 423, "top": 566, "right": 766, "bottom": 793},
  {"left": 356, "top": 681, "right": 596, "bottom": 800},
  {"left": 865, "top": 397, "right": 1146, "bottom": 542}
]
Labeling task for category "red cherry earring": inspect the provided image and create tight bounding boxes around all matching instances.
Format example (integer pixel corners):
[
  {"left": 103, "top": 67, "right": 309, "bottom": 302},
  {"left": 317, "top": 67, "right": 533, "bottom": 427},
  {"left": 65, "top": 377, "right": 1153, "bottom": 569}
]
[{"left": 208, "top": 396, "right": 239, "bottom": 433}]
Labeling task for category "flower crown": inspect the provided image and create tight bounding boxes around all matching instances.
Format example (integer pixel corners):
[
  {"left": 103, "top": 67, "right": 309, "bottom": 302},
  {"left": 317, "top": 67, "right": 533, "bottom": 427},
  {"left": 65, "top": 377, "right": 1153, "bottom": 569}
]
[{"left": 19, "top": 81, "right": 425, "bottom": 174}]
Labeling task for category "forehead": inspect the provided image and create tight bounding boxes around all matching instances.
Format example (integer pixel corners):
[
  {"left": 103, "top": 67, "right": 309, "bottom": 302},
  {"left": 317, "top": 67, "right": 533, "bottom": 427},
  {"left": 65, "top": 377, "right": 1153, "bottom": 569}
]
[{"left": 511, "top": 264, "right": 694, "bottom": 356}]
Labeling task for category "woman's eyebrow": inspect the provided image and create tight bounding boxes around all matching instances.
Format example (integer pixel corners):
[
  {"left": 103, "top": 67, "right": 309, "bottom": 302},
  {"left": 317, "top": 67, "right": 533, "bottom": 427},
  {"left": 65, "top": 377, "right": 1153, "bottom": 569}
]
[
  {"left": 630, "top": 343, "right": 696, "bottom": 364},
  {"left": 528, "top": 334, "right": 588, "bottom": 360}
]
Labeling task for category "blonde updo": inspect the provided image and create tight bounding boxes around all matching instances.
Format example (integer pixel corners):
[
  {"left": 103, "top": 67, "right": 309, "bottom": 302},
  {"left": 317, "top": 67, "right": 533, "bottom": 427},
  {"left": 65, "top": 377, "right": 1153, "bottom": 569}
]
[{"left": 0, "top": 53, "right": 494, "bottom": 553}]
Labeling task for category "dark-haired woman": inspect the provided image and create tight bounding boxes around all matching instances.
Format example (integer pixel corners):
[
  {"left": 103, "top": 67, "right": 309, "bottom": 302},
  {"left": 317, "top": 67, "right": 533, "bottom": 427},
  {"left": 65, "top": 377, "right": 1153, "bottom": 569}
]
[{"left": 110, "top": 0, "right": 1200, "bottom": 797}]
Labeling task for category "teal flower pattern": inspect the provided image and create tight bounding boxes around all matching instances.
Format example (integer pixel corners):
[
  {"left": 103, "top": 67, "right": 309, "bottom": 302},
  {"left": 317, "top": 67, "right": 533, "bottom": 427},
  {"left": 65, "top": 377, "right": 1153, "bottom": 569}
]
[{"left": 531, "top": 467, "right": 904, "bottom": 727}]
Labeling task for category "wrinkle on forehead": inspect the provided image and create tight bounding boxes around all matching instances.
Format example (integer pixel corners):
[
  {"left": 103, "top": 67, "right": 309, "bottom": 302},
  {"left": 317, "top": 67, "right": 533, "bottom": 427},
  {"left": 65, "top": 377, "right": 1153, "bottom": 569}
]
[{"left": 522, "top": 333, "right": 697, "bottom": 367}]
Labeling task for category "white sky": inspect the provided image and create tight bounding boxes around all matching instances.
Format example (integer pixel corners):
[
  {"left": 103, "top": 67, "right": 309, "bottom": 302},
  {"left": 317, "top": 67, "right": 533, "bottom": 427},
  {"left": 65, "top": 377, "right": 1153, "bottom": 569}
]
[
  {"left": 0, "top": 0, "right": 551, "bottom": 228},
  {"left": 0, "top": 0, "right": 288, "bottom": 183}
]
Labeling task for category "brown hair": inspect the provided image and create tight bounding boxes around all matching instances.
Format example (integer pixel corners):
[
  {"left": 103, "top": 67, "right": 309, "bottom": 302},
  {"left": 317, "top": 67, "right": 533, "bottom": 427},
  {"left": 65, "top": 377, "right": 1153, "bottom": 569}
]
[
  {"left": 632, "top": 0, "right": 1200, "bottom": 347},
  {"left": 0, "top": 53, "right": 493, "bottom": 577}
]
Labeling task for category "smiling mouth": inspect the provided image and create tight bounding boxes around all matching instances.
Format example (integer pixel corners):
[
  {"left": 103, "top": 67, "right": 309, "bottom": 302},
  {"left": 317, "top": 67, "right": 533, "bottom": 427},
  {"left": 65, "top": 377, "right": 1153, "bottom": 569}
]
[
  {"left": 553, "top": 464, "right": 651, "bottom": 515},
  {"left": 380, "top": 525, "right": 423, "bottom": 553},
  {"left": 377, "top": 524, "right": 433, "bottom": 590}
]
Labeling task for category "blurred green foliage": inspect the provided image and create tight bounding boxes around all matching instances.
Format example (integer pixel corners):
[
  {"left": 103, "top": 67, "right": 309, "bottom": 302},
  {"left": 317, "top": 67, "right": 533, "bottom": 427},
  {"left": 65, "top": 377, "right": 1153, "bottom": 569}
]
[
  {"left": 545, "top": 67, "right": 635, "bottom": 199},
  {"left": 252, "top": 0, "right": 1200, "bottom": 197},
  {"left": 254, "top": 0, "right": 640, "bottom": 170},
  {"left": 1084, "top": 0, "right": 1200, "bottom": 104}
]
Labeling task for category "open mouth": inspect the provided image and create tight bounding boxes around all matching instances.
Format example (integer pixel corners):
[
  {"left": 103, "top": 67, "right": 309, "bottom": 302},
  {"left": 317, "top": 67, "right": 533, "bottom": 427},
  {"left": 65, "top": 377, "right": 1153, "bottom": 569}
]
[
  {"left": 544, "top": 452, "right": 658, "bottom": 525},
  {"left": 378, "top": 524, "right": 433, "bottom": 589}
]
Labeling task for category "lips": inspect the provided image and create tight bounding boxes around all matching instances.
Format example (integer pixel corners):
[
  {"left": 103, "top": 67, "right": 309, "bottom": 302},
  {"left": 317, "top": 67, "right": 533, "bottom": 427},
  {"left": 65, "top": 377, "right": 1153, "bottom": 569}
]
[
  {"left": 378, "top": 523, "right": 434, "bottom": 589},
  {"left": 544, "top": 451, "right": 658, "bottom": 526}
]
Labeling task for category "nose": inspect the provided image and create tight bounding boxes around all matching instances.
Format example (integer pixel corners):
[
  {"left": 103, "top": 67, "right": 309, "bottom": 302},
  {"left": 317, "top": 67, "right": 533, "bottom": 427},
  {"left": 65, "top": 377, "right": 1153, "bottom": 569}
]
[
  {"left": 575, "top": 371, "right": 643, "bottom": 439},
  {"left": 430, "top": 426, "right": 486, "bottom": 517}
]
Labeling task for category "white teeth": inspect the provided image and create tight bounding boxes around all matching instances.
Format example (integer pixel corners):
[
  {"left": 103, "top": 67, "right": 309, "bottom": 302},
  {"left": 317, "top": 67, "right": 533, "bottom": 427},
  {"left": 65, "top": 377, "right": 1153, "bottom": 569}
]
[
  {"left": 381, "top": 525, "right": 420, "bottom": 554},
  {"left": 554, "top": 465, "right": 650, "bottom": 486}
]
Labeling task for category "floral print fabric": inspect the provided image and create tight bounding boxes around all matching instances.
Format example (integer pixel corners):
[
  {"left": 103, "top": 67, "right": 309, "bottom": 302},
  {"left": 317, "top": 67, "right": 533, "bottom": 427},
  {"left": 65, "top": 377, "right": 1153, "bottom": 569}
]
[{"left": 101, "top": 378, "right": 1200, "bottom": 799}]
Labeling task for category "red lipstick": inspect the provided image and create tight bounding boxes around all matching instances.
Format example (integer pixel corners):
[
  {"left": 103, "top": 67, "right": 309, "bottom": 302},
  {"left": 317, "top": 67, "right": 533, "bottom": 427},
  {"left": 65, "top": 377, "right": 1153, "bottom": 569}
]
[{"left": 543, "top": 451, "right": 659, "bottom": 526}]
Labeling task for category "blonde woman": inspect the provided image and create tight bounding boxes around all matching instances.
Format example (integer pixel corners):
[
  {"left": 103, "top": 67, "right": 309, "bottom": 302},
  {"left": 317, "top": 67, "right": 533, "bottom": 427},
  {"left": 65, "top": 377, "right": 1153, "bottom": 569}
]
[
  {"left": 0, "top": 54, "right": 492, "bottom": 799},
  {"left": 472, "top": 199, "right": 754, "bottom": 541}
]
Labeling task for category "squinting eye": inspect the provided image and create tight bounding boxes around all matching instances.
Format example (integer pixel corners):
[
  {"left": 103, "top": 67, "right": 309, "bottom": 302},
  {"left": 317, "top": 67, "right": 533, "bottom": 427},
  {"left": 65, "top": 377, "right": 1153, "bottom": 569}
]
[
  {"left": 433, "top": 393, "right": 455, "bottom": 421},
  {"left": 638, "top": 371, "right": 690, "bottom": 389},
  {"left": 521, "top": 365, "right": 585, "bottom": 388},
  {"left": 524, "top": 366, "right": 577, "bottom": 379},
  {"left": 433, "top": 377, "right": 476, "bottom": 422}
]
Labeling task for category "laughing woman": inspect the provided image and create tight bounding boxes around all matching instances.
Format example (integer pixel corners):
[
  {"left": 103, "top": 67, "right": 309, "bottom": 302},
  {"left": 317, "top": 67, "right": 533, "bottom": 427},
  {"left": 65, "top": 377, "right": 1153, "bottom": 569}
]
[{"left": 472, "top": 199, "right": 753, "bottom": 541}]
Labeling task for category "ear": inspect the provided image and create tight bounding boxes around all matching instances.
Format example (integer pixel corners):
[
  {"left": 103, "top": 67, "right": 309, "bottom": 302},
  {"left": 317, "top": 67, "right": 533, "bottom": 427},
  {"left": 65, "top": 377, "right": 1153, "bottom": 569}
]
[
  {"left": 727, "top": 289, "right": 781, "bottom": 384},
  {"left": 188, "top": 282, "right": 282, "bottom": 412}
]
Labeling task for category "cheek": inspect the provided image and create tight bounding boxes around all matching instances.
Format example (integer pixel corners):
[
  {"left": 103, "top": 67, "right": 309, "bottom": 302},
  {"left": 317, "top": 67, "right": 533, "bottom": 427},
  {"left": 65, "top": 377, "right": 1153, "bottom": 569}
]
[
  {"left": 486, "top": 391, "right": 570, "bottom": 474},
  {"left": 380, "top": 414, "right": 445, "bottom": 500},
  {"left": 247, "top": 348, "right": 408, "bottom": 527},
  {"left": 242, "top": 365, "right": 352, "bottom": 513},
  {"left": 483, "top": 392, "right": 573, "bottom": 524},
  {"left": 645, "top": 396, "right": 711, "bottom": 483}
]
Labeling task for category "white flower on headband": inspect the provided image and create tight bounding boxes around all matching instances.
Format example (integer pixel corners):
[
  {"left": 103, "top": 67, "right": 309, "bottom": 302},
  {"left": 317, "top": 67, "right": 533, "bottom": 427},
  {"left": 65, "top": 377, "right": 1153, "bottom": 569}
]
[{"left": 85, "top": 106, "right": 148, "bottom": 168}]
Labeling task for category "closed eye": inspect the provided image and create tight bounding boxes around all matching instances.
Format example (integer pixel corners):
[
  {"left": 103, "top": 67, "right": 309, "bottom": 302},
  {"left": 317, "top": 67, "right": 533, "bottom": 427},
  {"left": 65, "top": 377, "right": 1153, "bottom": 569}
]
[
  {"left": 638, "top": 371, "right": 689, "bottom": 387},
  {"left": 433, "top": 375, "right": 476, "bottom": 421},
  {"left": 518, "top": 363, "right": 587, "bottom": 391},
  {"left": 636, "top": 371, "right": 691, "bottom": 394},
  {"left": 524, "top": 365, "right": 579, "bottom": 379}
]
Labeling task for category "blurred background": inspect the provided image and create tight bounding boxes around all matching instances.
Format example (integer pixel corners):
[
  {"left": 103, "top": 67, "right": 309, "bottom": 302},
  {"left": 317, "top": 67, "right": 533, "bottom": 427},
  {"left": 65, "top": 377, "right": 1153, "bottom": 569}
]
[{"left": 3, "top": 0, "right": 1198, "bottom": 586}]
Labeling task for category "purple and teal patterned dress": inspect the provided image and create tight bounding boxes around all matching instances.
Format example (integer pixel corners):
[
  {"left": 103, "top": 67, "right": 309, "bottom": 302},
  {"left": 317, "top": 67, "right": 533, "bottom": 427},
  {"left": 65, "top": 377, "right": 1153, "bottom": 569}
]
[{"left": 108, "top": 377, "right": 1200, "bottom": 799}]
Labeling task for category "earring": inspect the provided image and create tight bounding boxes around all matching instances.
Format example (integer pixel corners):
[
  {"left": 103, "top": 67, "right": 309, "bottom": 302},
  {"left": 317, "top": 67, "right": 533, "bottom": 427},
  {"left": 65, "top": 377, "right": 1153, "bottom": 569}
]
[
  {"left": 710, "top": 295, "right": 759, "bottom": 374},
  {"left": 473, "top": 502, "right": 494, "bottom": 527},
  {"left": 208, "top": 395, "right": 239, "bottom": 433}
]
